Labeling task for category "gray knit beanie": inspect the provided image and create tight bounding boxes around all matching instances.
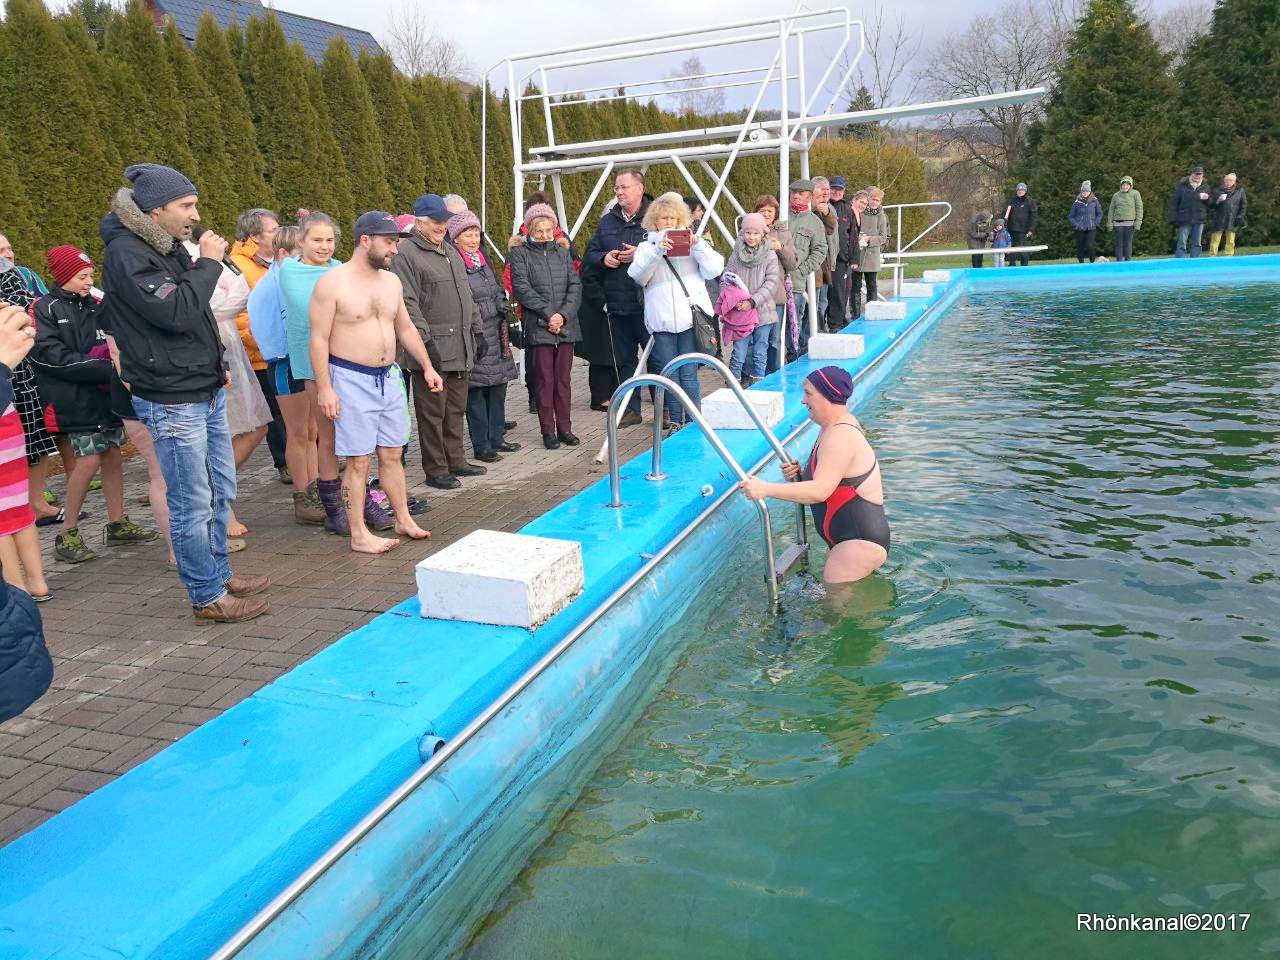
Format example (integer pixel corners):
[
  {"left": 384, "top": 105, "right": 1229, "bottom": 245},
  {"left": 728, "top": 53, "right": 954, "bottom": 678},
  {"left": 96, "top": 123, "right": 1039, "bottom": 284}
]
[
  {"left": 1080, "top": 180, "right": 1092, "bottom": 193},
  {"left": 124, "top": 163, "right": 198, "bottom": 211}
]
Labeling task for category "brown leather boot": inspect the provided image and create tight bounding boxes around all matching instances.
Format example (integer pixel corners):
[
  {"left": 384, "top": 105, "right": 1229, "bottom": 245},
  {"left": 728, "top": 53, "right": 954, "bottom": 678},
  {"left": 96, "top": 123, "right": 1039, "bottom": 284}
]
[
  {"left": 225, "top": 573, "right": 270, "bottom": 597},
  {"left": 294, "top": 492, "right": 325, "bottom": 525},
  {"left": 194, "top": 595, "right": 269, "bottom": 624}
]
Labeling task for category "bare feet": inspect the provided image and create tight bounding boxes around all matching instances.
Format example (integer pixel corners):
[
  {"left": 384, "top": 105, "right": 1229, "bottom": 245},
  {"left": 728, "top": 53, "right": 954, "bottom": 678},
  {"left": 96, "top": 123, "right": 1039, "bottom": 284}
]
[
  {"left": 350, "top": 531, "right": 400, "bottom": 554},
  {"left": 25, "top": 578, "right": 49, "bottom": 599},
  {"left": 227, "top": 515, "right": 249, "bottom": 537},
  {"left": 395, "top": 520, "right": 431, "bottom": 541}
]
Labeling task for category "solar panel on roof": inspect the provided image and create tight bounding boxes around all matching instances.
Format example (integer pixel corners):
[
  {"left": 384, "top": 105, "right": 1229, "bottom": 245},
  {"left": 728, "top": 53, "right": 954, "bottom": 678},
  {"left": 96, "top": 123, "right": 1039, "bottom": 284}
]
[{"left": 151, "top": 0, "right": 383, "bottom": 61}]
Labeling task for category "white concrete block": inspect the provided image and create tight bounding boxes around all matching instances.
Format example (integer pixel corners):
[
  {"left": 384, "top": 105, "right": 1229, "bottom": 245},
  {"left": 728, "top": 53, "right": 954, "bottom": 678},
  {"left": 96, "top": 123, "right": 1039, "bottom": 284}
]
[
  {"left": 898, "top": 282, "right": 935, "bottom": 298},
  {"left": 864, "top": 300, "right": 907, "bottom": 321},
  {"left": 807, "top": 333, "right": 865, "bottom": 359},
  {"left": 416, "top": 529, "right": 583, "bottom": 629},
  {"left": 702, "top": 388, "right": 783, "bottom": 430},
  {"left": 922, "top": 269, "right": 952, "bottom": 282}
]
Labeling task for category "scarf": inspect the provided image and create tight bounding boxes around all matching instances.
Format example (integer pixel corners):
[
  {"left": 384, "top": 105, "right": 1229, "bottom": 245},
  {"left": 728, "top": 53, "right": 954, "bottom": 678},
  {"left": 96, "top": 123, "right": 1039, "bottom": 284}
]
[
  {"left": 731, "top": 236, "right": 770, "bottom": 268},
  {"left": 458, "top": 247, "right": 487, "bottom": 271},
  {"left": 789, "top": 197, "right": 809, "bottom": 215},
  {"left": 784, "top": 275, "right": 798, "bottom": 352}
]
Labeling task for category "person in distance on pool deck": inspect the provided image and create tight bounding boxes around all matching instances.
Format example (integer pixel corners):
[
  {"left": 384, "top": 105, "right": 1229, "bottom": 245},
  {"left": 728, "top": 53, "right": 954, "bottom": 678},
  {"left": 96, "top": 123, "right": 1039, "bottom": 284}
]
[{"left": 738, "top": 366, "right": 889, "bottom": 585}]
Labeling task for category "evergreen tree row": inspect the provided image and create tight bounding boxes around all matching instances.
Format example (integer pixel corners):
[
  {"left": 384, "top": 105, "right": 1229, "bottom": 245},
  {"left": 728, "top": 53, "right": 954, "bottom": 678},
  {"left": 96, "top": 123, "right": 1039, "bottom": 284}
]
[
  {"left": 1020, "top": 0, "right": 1277, "bottom": 259},
  {"left": 0, "top": 0, "right": 930, "bottom": 270}
]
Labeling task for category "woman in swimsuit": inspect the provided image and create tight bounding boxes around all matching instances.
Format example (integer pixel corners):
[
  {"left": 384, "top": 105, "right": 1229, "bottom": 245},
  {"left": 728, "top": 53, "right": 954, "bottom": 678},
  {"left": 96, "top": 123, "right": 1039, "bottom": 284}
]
[{"left": 739, "top": 366, "right": 889, "bottom": 584}]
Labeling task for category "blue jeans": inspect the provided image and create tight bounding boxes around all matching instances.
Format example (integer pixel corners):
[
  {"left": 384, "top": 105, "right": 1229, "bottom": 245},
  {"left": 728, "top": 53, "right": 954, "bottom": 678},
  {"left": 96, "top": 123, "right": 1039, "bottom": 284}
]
[
  {"left": 767, "top": 304, "right": 785, "bottom": 373},
  {"left": 648, "top": 328, "right": 699, "bottom": 423},
  {"left": 132, "top": 391, "right": 236, "bottom": 608},
  {"left": 1175, "top": 223, "right": 1203, "bottom": 258},
  {"left": 729, "top": 322, "right": 773, "bottom": 379}
]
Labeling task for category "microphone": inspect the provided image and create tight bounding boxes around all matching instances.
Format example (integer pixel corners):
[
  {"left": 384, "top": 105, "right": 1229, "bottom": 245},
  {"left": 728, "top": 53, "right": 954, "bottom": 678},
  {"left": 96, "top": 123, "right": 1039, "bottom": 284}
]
[{"left": 191, "top": 225, "right": 241, "bottom": 276}]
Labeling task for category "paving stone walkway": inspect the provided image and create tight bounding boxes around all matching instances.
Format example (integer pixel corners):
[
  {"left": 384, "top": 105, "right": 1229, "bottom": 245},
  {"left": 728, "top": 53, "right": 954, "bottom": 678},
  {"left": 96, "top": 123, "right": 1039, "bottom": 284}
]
[{"left": 0, "top": 362, "right": 697, "bottom": 845}]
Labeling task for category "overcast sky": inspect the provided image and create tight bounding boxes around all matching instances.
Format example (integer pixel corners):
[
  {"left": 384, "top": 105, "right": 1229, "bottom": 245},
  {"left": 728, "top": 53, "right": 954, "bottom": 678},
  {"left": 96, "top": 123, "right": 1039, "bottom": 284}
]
[{"left": 269, "top": 0, "right": 1207, "bottom": 109}]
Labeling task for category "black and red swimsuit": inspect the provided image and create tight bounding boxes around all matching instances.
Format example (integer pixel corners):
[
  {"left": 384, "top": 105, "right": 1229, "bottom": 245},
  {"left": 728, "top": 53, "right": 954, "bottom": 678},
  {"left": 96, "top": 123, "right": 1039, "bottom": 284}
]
[{"left": 803, "top": 422, "right": 891, "bottom": 551}]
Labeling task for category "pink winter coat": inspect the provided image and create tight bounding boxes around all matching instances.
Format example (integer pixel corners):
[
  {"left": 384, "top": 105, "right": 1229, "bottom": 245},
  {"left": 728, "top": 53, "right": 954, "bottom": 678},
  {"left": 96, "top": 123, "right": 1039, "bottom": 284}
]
[{"left": 715, "top": 283, "right": 757, "bottom": 344}]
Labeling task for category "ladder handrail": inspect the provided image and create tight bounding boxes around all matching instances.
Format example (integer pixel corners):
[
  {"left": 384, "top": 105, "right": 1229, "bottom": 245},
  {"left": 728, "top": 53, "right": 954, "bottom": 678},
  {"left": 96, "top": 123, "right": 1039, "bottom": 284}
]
[
  {"left": 606, "top": 373, "right": 779, "bottom": 607},
  {"left": 657, "top": 352, "right": 806, "bottom": 548}
]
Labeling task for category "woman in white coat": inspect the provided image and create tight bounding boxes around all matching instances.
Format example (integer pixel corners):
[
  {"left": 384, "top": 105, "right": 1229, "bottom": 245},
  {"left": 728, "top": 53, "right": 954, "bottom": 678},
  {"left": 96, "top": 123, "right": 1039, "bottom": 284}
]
[{"left": 627, "top": 192, "right": 724, "bottom": 427}]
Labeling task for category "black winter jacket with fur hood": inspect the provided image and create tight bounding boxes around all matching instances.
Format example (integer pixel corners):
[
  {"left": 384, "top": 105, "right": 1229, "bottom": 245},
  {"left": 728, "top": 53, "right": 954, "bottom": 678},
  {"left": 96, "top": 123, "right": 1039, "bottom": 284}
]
[{"left": 98, "top": 188, "right": 225, "bottom": 404}]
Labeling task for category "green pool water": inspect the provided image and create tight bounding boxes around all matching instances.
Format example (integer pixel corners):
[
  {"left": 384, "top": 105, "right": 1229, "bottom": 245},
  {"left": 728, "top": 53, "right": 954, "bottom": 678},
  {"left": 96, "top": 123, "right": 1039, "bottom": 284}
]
[{"left": 462, "top": 283, "right": 1280, "bottom": 959}]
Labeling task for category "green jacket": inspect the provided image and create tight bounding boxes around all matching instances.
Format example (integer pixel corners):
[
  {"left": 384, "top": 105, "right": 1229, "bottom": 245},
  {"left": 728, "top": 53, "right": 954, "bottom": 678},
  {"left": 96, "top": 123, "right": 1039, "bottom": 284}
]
[{"left": 1106, "top": 180, "right": 1144, "bottom": 231}]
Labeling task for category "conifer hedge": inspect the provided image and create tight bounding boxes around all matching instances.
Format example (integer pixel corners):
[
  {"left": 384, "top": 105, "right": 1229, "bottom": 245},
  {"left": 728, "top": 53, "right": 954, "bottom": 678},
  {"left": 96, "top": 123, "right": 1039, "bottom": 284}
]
[
  {"left": 0, "top": 0, "right": 931, "bottom": 270},
  {"left": 1020, "top": 0, "right": 1277, "bottom": 258}
]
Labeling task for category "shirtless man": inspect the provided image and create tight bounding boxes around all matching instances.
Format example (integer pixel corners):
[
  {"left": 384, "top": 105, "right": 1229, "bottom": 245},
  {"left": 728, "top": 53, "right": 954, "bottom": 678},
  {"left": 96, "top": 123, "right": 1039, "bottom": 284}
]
[{"left": 310, "top": 212, "right": 444, "bottom": 553}]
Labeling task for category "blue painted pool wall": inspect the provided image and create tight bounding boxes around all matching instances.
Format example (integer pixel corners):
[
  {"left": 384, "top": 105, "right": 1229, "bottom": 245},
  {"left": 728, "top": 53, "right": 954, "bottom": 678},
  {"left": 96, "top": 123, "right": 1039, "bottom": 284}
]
[
  {"left": 239, "top": 491, "right": 765, "bottom": 960},
  {"left": 1, "top": 253, "right": 1273, "bottom": 959}
]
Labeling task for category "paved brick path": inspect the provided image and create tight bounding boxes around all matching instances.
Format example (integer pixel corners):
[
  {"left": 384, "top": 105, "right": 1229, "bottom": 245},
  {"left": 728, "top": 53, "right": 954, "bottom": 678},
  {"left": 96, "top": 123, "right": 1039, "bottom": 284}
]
[{"left": 0, "top": 362, "right": 694, "bottom": 845}]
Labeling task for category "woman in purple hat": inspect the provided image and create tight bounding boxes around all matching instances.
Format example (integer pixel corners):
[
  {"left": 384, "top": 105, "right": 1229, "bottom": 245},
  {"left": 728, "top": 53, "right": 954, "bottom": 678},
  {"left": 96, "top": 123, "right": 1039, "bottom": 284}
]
[{"left": 739, "top": 365, "right": 889, "bottom": 584}]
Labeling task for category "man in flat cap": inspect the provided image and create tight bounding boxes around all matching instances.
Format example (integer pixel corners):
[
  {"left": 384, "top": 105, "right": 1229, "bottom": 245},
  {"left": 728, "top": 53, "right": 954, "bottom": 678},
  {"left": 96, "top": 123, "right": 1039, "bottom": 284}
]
[{"left": 775, "top": 178, "right": 827, "bottom": 369}]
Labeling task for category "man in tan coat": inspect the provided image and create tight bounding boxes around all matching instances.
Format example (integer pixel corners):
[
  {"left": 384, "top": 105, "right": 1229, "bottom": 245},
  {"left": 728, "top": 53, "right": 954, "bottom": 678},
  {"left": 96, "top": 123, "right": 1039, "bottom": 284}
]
[{"left": 389, "top": 194, "right": 486, "bottom": 490}]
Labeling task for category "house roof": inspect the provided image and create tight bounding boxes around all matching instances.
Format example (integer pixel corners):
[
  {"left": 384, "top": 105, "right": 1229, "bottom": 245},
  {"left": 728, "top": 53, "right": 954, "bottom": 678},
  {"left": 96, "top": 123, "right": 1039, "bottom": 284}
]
[{"left": 153, "top": 0, "right": 384, "bottom": 62}]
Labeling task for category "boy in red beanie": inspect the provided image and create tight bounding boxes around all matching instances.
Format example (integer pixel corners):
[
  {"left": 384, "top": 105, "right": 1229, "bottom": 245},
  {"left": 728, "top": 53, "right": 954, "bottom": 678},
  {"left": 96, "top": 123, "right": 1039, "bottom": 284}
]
[{"left": 28, "top": 246, "right": 156, "bottom": 563}]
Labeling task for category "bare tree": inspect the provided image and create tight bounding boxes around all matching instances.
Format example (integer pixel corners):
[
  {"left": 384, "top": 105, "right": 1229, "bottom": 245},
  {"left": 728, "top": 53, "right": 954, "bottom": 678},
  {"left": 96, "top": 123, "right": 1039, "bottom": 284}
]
[
  {"left": 384, "top": 3, "right": 472, "bottom": 80},
  {"left": 663, "top": 55, "right": 726, "bottom": 115},
  {"left": 919, "top": 6, "right": 1068, "bottom": 179},
  {"left": 824, "top": 4, "right": 924, "bottom": 188},
  {"left": 858, "top": 3, "right": 924, "bottom": 113},
  {"left": 1149, "top": 0, "right": 1213, "bottom": 66}
]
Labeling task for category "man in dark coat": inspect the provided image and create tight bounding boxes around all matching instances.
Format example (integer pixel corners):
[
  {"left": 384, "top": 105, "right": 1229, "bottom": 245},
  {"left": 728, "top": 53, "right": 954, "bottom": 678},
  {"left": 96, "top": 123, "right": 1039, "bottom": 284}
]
[
  {"left": 0, "top": 304, "right": 52, "bottom": 724},
  {"left": 1208, "top": 173, "right": 1247, "bottom": 256},
  {"left": 1002, "top": 183, "right": 1039, "bottom": 266},
  {"left": 99, "top": 163, "right": 269, "bottom": 624},
  {"left": 1167, "top": 165, "right": 1211, "bottom": 257},
  {"left": 574, "top": 262, "right": 620, "bottom": 410},
  {"left": 825, "top": 176, "right": 856, "bottom": 329},
  {"left": 583, "top": 169, "right": 651, "bottom": 426}
]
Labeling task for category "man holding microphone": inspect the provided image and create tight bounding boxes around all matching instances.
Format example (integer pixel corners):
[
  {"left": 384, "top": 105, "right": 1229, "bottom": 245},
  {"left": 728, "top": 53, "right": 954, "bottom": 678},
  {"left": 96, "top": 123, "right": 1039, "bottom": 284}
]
[{"left": 99, "top": 163, "right": 269, "bottom": 623}]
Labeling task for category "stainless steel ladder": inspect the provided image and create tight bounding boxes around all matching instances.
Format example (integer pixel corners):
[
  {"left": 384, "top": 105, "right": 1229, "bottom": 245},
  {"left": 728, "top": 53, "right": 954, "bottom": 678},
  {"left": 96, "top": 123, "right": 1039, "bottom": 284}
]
[
  {"left": 657, "top": 353, "right": 809, "bottom": 579},
  {"left": 605, "top": 357, "right": 809, "bottom": 609}
]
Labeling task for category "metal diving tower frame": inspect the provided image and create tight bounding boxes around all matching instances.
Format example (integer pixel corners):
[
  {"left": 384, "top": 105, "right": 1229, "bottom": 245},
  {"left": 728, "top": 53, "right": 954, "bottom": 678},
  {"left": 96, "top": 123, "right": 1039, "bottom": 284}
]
[{"left": 479, "top": 6, "right": 1046, "bottom": 339}]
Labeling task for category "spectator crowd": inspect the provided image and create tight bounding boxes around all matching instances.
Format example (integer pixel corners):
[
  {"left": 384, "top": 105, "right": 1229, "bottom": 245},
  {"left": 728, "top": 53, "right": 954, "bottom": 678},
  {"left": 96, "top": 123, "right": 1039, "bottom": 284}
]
[
  {"left": 0, "top": 151, "right": 1266, "bottom": 723},
  {"left": 0, "top": 152, "right": 1263, "bottom": 719},
  {"left": 966, "top": 167, "right": 1250, "bottom": 265},
  {"left": 0, "top": 162, "right": 895, "bottom": 641}
]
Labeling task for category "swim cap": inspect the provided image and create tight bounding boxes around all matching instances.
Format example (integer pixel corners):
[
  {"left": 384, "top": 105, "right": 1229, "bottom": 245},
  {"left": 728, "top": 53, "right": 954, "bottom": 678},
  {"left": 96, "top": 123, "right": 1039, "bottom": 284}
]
[{"left": 806, "top": 366, "right": 854, "bottom": 405}]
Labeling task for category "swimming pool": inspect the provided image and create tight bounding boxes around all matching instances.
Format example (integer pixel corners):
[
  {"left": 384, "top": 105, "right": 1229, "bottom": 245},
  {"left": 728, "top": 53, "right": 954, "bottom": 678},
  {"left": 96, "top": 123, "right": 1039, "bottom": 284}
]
[{"left": 459, "top": 280, "right": 1280, "bottom": 958}]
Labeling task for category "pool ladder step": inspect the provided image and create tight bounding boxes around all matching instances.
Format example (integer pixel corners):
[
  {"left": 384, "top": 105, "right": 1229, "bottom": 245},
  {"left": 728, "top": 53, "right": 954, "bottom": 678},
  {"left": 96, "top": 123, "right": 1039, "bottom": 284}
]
[
  {"left": 606, "top": 353, "right": 809, "bottom": 611},
  {"left": 773, "top": 541, "right": 809, "bottom": 580}
]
